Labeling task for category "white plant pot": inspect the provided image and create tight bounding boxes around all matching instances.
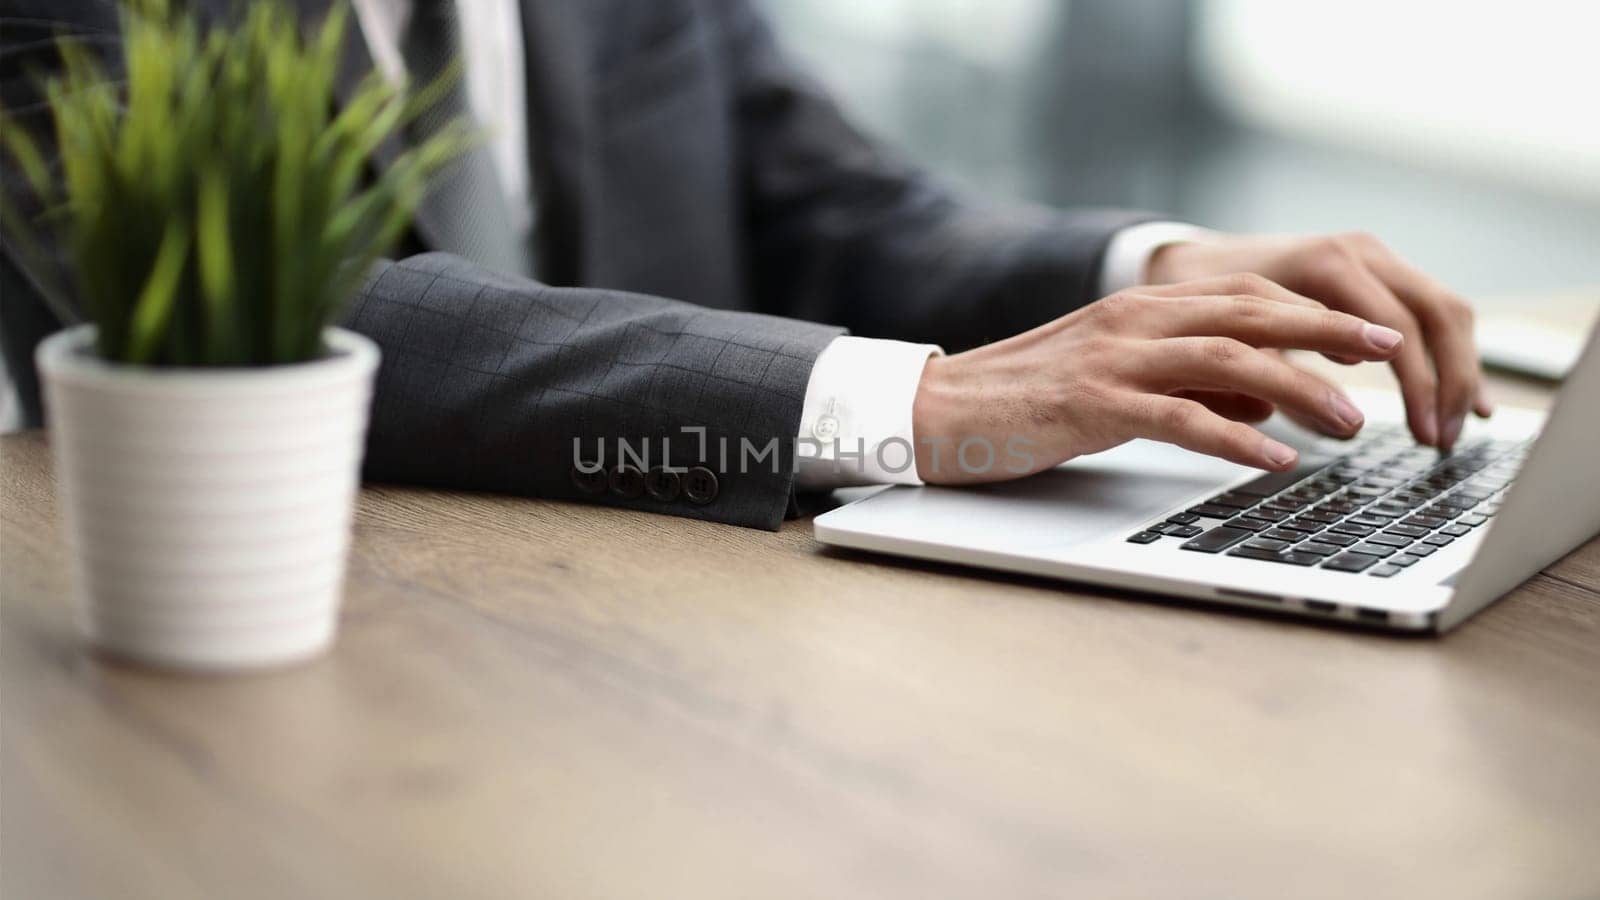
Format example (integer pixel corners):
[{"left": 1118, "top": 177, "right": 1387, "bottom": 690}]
[{"left": 36, "top": 325, "right": 379, "bottom": 672}]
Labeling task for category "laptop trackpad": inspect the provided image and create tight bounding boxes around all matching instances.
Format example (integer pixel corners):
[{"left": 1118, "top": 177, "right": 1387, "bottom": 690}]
[{"left": 843, "top": 440, "right": 1257, "bottom": 551}]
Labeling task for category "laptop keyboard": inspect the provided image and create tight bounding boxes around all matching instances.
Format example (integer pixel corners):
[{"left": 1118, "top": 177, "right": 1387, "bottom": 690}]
[{"left": 1125, "top": 425, "right": 1529, "bottom": 577}]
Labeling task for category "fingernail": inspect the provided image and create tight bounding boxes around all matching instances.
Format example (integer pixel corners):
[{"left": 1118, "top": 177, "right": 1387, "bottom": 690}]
[
  {"left": 1330, "top": 393, "right": 1364, "bottom": 430},
  {"left": 1364, "top": 323, "right": 1403, "bottom": 351},
  {"left": 1262, "top": 438, "right": 1298, "bottom": 468},
  {"left": 1440, "top": 412, "right": 1465, "bottom": 450},
  {"left": 1417, "top": 407, "right": 1438, "bottom": 446}
]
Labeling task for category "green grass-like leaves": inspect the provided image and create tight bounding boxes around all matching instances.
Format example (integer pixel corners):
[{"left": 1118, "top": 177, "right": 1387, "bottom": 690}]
[{"left": 0, "top": 0, "right": 471, "bottom": 365}]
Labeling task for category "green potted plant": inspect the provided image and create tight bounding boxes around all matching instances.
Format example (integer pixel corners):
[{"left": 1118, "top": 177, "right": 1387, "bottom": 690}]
[{"left": 1, "top": 1, "right": 467, "bottom": 669}]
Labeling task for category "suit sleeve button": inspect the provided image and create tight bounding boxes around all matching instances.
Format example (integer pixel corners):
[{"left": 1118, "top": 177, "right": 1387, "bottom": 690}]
[
  {"left": 683, "top": 466, "right": 719, "bottom": 505},
  {"left": 645, "top": 467, "right": 682, "bottom": 502},
  {"left": 571, "top": 464, "right": 609, "bottom": 495},
  {"left": 609, "top": 464, "right": 645, "bottom": 499}
]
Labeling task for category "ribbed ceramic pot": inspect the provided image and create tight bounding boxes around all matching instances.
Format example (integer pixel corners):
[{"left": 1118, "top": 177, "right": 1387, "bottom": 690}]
[{"left": 35, "top": 325, "right": 379, "bottom": 671}]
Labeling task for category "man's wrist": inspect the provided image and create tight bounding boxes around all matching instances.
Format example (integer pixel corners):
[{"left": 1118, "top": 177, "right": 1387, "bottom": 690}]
[{"left": 911, "top": 354, "right": 961, "bottom": 483}]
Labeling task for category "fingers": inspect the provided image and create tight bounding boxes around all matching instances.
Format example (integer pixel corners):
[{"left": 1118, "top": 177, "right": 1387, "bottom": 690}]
[
  {"left": 1132, "top": 395, "right": 1300, "bottom": 472},
  {"left": 1144, "top": 294, "right": 1404, "bottom": 361},
  {"left": 1174, "top": 389, "right": 1275, "bottom": 424},
  {"left": 1359, "top": 246, "right": 1486, "bottom": 445},
  {"left": 1474, "top": 387, "right": 1495, "bottom": 418},
  {"left": 1295, "top": 248, "right": 1440, "bottom": 446},
  {"left": 1140, "top": 337, "right": 1365, "bottom": 438},
  {"left": 1135, "top": 272, "right": 1326, "bottom": 310}
]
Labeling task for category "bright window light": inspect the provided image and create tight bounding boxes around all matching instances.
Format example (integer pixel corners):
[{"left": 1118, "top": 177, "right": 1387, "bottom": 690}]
[{"left": 1195, "top": 0, "right": 1600, "bottom": 199}]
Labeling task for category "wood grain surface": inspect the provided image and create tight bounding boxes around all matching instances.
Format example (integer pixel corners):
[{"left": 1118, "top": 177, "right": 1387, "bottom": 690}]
[{"left": 4, "top": 362, "right": 1599, "bottom": 900}]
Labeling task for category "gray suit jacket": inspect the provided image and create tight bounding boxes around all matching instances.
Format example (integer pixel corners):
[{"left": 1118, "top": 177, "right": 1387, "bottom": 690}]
[{"left": 0, "top": 0, "right": 1154, "bottom": 528}]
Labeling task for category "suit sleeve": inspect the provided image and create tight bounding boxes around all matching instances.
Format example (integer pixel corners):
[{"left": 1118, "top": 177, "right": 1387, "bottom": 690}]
[
  {"left": 346, "top": 254, "right": 842, "bottom": 530},
  {"left": 718, "top": 0, "right": 1160, "bottom": 350}
]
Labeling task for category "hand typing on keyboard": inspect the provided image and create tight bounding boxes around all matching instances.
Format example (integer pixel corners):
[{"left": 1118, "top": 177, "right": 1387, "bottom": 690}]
[
  {"left": 1146, "top": 233, "right": 1493, "bottom": 449},
  {"left": 914, "top": 274, "right": 1403, "bottom": 483}
]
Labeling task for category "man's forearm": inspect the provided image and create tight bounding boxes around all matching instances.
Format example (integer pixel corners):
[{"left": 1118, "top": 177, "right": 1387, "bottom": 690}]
[{"left": 347, "top": 253, "right": 844, "bottom": 529}]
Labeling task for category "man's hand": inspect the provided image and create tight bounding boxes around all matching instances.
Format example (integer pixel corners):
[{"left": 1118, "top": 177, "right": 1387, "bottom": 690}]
[
  {"left": 1146, "top": 233, "right": 1490, "bottom": 450},
  {"left": 912, "top": 275, "right": 1404, "bottom": 484}
]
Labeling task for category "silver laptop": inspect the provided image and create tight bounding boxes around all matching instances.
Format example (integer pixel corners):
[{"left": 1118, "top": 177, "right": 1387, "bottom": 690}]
[{"left": 815, "top": 321, "right": 1600, "bottom": 632}]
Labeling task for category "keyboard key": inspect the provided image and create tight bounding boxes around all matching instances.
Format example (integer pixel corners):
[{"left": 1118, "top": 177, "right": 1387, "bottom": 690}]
[
  {"left": 1320, "top": 500, "right": 1362, "bottom": 514},
  {"left": 1349, "top": 542, "right": 1397, "bottom": 558},
  {"left": 1244, "top": 537, "right": 1292, "bottom": 552},
  {"left": 1227, "top": 546, "right": 1288, "bottom": 562},
  {"left": 1182, "top": 526, "right": 1252, "bottom": 553},
  {"left": 1458, "top": 514, "right": 1489, "bottom": 528},
  {"left": 1421, "top": 533, "right": 1455, "bottom": 547},
  {"left": 1206, "top": 492, "right": 1257, "bottom": 509},
  {"left": 1369, "top": 564, "right": 1403, "bottom": 578},
  {"left": 1348, "top": 514, "right": 1392, "bottom": 529},
  {"left": 1385, "top": 523, "right": 1430, "bottom": 538},
  {"left": 1246, "top": 507, "right": 1290, "bottom": 522},
  {"left": 1298, "top": 509, "right": 1341, "bottom": 524},
  {"left": 1227, "top": 546, "right": 1321, "bottom": 566},
  {"left": 1297, "top": 541, "right": 1342, "bottom": 557},
  {"left": 1406, "top": 543, "right": 1437, "bottom": 557},
  {"left": 1317, "top": 532, "right": 1359, "bottom": 547},
  {"left": 1188, "top": 504, "right": 1238, "bottom": 519},
  {"left": 1233, "top": 459, "right": 1329, "bottom": 497},
  {"left": 1234, "top": 516, "right": 1278, "bottom": 532},
  {"left": 1165, "top": 512, "right": 1200, "bottom": 525},
  {"left": 1391, "top": 489, "right": 1435, "bottom": 503},
  {"left": 1407, "top": 514, "right": 1448, "bottom": 529},
  {"left": 1323, "top": 552, "right": 1379, "bottom": 573},
  {"left": 1154, "top": 522, "right": 1203, "bottom": 538},
  {"left": 1440, "top": 523, "right": 1472, "bottom": 537},
  {"left": 1262, "top": 528, "right": 1307, "bottom": 542},
  {"left": 1367, "top": 532, "right": 1414, "bottom": 548},
  {"left": 1282, "top": 518, "right": 1323, "bottom": 533},
  {"left": 1127, "top": 531, "right": 1162, "bottom": 544},
  {"left": 1329, "top": 522, "right": 1376, "bottom": 537}
]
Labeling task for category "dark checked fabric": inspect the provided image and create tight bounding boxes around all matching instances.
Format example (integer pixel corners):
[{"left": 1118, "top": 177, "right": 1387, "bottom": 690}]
[
  {"left": 345, "top": 253, "right": 841, "bottom": 528},
  {"left": 1, "top": 0, "right": 1158, "bottom": 529}
]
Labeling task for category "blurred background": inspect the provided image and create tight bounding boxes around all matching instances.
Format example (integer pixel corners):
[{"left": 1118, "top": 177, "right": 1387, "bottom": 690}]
[
  {"left": 3, "top": 0, "right": 1595, "bottom": 431},
  {"left": 762, "top": 0, "right": 1600, "bottom": 305}
]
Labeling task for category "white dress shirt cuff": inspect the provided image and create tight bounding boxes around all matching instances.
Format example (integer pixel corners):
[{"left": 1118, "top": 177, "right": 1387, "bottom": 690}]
[
  {"left": 794, "top": 336, "right": 943, "bottom": 490},
  {"left": 1099, "top": 221, "right": 1219, "bottom": 295}
]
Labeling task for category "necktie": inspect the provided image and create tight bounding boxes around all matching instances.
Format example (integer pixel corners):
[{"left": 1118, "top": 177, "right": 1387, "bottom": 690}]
[{"left": 399, "top": 0, "right": 534, "bottom": 277}]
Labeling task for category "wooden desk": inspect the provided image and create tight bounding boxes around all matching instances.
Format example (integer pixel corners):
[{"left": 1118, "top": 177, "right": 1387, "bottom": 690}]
[{"left": 4, "top": 368, "right": 1599, "bottom": 900}]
